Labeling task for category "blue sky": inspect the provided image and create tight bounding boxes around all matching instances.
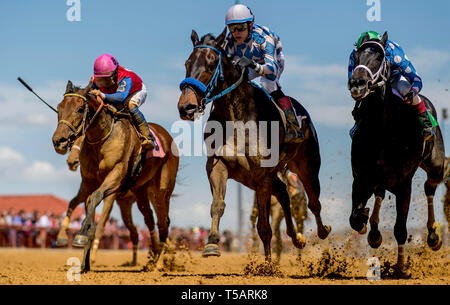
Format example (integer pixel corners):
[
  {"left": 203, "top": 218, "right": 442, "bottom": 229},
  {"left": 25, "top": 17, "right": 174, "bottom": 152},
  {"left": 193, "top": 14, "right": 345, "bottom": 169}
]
[{"left": 0, "top": 1, "right": 449, "bottom": 234}]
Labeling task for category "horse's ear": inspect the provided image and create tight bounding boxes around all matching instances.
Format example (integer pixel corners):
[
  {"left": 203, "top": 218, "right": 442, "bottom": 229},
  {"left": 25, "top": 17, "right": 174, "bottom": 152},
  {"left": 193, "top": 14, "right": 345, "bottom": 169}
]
[
  {"left": 215, "top": 27, "right": 227, "bottom": 49},
  {"left": 380, "top": 31, "right": 388, "bottom": 46},
  {"left": 65, "top": 80, "right": 73, "bottom": 93},
  {"left": 191, "top": 30, "right": 199, "bottom": 46}
]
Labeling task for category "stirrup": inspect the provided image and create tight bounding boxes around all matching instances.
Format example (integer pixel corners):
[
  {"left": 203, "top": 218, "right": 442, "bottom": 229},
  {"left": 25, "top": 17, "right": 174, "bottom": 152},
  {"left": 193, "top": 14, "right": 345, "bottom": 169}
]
[{"left": 141, "top": 138, "right": 155, "bottom": 151}]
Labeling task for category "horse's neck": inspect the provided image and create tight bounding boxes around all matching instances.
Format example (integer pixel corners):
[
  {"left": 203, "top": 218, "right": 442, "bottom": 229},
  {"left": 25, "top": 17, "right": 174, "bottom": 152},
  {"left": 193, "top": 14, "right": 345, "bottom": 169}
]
[{"left": 85, "top": 110, "right": 114, "bottom": 144}]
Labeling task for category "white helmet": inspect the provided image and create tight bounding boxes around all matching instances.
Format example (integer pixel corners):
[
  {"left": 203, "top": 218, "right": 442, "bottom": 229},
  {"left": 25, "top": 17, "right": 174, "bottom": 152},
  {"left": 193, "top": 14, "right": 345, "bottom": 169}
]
[{"left": 225, "top": 4, "right": 254, "bottom": 25}]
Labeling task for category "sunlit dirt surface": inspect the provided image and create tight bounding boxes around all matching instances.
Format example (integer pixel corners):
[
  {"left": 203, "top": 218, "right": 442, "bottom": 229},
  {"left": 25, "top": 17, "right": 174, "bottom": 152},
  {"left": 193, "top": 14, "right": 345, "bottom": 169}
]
[{"left": 0, "top": 234, "right": 448, "bottom": 285}]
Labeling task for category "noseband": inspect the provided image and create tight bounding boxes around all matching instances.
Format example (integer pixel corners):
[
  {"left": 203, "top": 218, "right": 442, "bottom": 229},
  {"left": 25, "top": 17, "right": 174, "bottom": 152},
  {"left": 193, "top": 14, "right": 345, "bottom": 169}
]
[
  {"left": 352, "top": 41, "right": 388, "bottom": 92},
  {"left": 179, "top": 45, "right": 245, "bottom": 114},
  {"left": 58, "top": 93, "right": 89, "bottom": 141}
]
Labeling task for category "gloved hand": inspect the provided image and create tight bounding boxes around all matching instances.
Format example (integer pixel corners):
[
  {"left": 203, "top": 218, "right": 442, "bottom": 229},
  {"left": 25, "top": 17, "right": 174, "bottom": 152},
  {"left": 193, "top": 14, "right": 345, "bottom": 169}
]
[
  {"left": 235, "top": 57, "right": 256, "bottom": 70},
  {"left": 404, "top": 89, "right": 416, "bottom": 104},
  {"left": 90, "top": 89, "right": 105, "bottom": 100}
]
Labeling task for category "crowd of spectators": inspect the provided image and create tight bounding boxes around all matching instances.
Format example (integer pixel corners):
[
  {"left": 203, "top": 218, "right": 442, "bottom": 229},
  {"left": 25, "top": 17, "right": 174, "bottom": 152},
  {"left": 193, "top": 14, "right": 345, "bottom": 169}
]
[{"left": 0, "top": 209, "right": 238, "bottom": 252}]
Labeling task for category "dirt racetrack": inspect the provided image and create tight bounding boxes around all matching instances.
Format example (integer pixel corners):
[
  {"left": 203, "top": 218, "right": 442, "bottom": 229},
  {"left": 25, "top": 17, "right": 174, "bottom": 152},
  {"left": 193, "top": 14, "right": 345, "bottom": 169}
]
[{"left": 0, "top": 232, "right": 448, "bottom": 285}]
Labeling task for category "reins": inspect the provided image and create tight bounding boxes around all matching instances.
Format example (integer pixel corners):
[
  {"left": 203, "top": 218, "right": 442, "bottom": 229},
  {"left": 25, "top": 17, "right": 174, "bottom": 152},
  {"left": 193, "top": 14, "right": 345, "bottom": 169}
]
[
  {"left": 352, "top": 41, "right": 388, "bottom": 93},
  {"left": 59, "top": 93, "right": 115, "bottom": 145}
]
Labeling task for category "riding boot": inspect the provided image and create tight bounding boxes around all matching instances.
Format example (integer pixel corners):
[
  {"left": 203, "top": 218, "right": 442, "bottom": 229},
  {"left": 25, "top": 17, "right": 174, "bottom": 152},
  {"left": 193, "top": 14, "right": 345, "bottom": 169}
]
[
  {"left": 270, "top": 89, "right": 303, "bottom": 143},
  {"left": 129, "top": 105, "right": 156, "bottom": 150},
  {"left": 418, "top": 111, "right": 435, "bottom": 141}
]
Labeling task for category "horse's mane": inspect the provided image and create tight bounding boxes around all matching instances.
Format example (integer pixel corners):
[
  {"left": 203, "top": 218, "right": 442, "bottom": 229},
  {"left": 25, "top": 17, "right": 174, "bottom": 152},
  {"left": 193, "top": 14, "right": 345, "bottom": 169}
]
[{"left": 200, "top": 33, "right": 216, "bottom": 45}]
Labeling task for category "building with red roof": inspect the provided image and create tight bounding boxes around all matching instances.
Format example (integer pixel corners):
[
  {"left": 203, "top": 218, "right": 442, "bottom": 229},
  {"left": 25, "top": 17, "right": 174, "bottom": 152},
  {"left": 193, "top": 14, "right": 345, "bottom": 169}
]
[{"left": 0, "top": 194, "right": 83, "bottom": 218}]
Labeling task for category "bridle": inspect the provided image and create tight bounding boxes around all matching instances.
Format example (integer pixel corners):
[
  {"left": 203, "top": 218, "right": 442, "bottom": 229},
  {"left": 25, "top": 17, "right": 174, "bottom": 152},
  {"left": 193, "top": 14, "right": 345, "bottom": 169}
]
[
  {"left": 352, "top": 41, "right": 388, "bottom": 95},
  {"left": 179, "top": 45, "right": 245, "bottom": 114},
  {"left": 58, "top": 93, "right": 112, "bottom": 145}
]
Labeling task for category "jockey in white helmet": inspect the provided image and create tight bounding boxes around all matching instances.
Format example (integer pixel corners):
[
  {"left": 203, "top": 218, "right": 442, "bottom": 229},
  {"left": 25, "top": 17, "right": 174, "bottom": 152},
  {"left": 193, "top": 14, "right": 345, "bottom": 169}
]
[{"left": 224, "top": 4, "right": 302, "bottom": 143}]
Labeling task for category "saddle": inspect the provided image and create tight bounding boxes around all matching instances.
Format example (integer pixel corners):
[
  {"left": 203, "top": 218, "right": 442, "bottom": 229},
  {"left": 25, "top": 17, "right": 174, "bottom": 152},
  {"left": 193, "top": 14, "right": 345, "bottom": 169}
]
[{"left": 105, "top": 104, "right": 166, "bottom": 178}]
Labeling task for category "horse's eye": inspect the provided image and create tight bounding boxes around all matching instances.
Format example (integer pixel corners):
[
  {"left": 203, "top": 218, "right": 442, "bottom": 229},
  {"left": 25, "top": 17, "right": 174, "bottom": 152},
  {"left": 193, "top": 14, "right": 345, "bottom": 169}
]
[{"left": 77, "top": 107, "right": 85, "bottom": 113}]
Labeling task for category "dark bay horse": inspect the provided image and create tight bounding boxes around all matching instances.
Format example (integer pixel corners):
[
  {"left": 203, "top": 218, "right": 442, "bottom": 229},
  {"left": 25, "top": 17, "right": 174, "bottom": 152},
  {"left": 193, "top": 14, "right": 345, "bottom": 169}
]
[
  {"left": 348, "top": 32, "right": 445, "bottom": 278},
  {"left": 52, "top": 80, "right": 179, "bottom": 271},
  {"left": 178, "top": 28, "right": 330, "bottom": 261}
]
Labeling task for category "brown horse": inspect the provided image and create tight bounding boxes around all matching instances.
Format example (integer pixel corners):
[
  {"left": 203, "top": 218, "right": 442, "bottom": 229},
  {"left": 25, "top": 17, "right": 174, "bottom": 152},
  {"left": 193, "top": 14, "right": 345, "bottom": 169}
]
[
  {"left": 57, "top": 136, "right": 143, "bottom": 266},
  {"left": 178, "top": 29, "right": 330, "bottom": 261},
  {"left": 52, "top": 80, "right": 179, "bottom": 271}
]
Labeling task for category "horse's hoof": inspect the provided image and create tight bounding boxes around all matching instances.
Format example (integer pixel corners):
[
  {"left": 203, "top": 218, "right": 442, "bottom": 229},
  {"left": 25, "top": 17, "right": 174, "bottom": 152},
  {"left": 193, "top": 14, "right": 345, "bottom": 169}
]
[
  {"left": 318, "top": 225, "right": 331, "bottom": 240},
  {"left": 358, "top": 223, "right": 367, "bottom": 235},
  {"left": 393, "top": 265, "right": 411, "bottom": 279},
  {"left": 295, "top": 233, "right": 306, "bottom": 249},
  {"left": 368, "top": 230, "right": 382, "bottom": 248},
  {"left": 72, "top": 234, "right": 89, "bottom": 248},
  {"left": 56, "top": 238, "right": 68, "bottom": 247},
  {"left": 428, "top": 232, "right": 442, "bottom": 251},
  {"left": 202, "top": 244, "right": 221, "bottom": 257}
]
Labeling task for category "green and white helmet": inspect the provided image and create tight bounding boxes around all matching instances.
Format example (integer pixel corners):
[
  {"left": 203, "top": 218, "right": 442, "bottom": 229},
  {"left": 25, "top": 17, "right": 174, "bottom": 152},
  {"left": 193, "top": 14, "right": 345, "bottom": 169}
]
[{"left": 355, "top": 31, "right": 382, "bottom": 49}]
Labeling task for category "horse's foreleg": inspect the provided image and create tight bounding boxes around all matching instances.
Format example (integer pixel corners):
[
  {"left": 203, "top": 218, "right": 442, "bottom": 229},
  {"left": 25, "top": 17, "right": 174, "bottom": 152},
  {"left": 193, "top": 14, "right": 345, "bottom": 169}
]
[
  {"left": 270, "top": 200, "right": 283, "bottom": 263},
  {"left": 90, "top": 195, "right": 115, "bottom": 264},
  {"left": 73, "top": 168, "right": 123, "bottom": 248},
  {"left": 202, "top": 159, "right": 228, "bottom": 257},
  {"left": 56, "top": 180, "right": 92, "bottom": 247},
  {"left": 349, "top": 178, "right": 374, "bottom": 234},
  {"left": 368, "top": 187, "right": 385, "bottom": 248},
  {"left": 392, "top": 183, "right": 413, "bottom": 279},
  {"left": 256, "top": 178, "right": 273, "bottom": 261}
]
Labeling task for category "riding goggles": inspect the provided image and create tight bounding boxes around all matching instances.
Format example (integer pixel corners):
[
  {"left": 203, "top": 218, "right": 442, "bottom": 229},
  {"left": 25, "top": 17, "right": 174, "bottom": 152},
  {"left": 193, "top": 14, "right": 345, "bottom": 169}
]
[{"left": 228, "top": 23, "right": 249, "bottom": 33}]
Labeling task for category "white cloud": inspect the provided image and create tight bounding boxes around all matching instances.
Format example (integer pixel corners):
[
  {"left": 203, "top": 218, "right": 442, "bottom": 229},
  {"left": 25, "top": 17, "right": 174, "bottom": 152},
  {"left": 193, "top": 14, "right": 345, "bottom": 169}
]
[
  {"left": 409, "top": 47, "right": 450, "bottom": 75},
  {"left": 0, "top": 146, "right": 78, "bottom": 184},
  {"left": 281, "top": 55, "right": 355, "bottom": 128},
  {"left": 0, "top": 80, "right": 83, "bottom": 128},
  {"left": 0, "top": 147, "right": 25, "bottom": 164}
]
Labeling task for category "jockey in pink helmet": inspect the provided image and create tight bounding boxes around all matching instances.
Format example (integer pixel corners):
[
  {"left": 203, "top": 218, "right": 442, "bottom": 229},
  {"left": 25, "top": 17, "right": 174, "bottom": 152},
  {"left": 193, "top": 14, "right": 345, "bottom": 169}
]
[{"left": 90, "top": 54, "right": 156, "bottom": 150}]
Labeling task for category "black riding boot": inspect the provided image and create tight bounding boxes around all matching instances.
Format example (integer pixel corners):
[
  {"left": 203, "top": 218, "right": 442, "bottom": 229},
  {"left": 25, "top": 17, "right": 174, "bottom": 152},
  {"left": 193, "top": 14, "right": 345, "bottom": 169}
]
[
  {"left": 418, "top": 111, "right": 435, "bottom": 141},
  {"left": 129, "top": 106, "right": 156, "bottom": 150}
]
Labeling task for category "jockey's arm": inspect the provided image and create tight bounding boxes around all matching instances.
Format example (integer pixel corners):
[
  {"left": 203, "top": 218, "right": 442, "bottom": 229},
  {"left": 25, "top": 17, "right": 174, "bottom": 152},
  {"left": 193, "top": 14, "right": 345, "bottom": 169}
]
[
  {"left": 389, "top": 43, "right": 423, "bottom": 96},
  {"left": 252, "top": 37, "right": 279, "bottom": 81},
  {"left": 103, "top": 77, "right": 133, "bottom": 104}
]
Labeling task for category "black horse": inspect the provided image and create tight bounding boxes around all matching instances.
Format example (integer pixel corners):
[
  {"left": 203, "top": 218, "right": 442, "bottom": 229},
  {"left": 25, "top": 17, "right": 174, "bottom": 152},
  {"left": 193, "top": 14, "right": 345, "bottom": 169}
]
[
  {"left": 348, "top": 32, "right": 445, "bottom": 278},
  {"left": 178, "top": 28, "right": 330, "bottom": 261}
]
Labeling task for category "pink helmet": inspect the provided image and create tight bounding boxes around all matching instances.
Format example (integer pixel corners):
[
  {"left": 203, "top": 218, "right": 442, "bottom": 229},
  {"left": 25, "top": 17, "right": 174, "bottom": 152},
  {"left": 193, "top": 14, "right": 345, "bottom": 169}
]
[{"left": 93, "top": 54, "right": 118, "bottom": 78}]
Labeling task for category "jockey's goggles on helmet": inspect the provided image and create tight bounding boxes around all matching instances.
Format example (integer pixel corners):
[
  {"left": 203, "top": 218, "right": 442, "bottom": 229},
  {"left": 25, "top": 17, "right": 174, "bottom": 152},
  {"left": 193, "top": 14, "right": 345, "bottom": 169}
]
[{"left": 228, "top": 23, "right": 249, "bottom": 33}]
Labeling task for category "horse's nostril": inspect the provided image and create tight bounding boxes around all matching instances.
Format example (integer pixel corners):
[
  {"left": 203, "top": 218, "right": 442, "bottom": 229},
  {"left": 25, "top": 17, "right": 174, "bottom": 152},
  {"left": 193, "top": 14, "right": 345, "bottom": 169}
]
[{"left": 185, "top": 104, "right": 197, "bottom": 112}]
